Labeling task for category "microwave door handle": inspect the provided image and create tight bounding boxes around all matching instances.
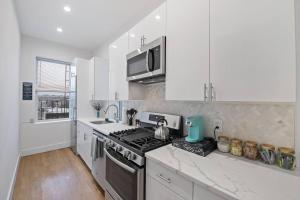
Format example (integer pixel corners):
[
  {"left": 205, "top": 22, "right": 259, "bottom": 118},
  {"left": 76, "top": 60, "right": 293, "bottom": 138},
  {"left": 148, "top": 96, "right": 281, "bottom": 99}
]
[
  {"left": 104, "top": 148, "right": 136, "bottom": 174},
  {"left": 148, "top": 49, "right": 155, "bottom": 71}
]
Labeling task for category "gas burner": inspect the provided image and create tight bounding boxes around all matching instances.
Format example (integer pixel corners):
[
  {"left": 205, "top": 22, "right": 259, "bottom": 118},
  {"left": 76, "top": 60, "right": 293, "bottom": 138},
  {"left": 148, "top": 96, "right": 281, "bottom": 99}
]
[
  {"left": 131, "top": 136, "right": 170, "bottom": 152},
  {"left": 110, "top": 129, "right": 138, "bottom": 139},
  {"left": 105, "top": 112, "right": 183, "bottom": 167}
]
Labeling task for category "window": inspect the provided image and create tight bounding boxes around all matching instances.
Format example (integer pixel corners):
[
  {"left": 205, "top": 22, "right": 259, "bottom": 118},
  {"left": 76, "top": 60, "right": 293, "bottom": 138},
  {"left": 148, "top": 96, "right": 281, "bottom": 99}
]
[{"left": 36, "top": 57, "right": 74, "bottom": 121}]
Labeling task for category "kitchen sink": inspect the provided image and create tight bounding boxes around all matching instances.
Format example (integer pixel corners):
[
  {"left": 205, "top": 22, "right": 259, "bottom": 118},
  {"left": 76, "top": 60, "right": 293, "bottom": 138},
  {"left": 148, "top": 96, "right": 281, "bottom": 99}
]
[{"left": 90, "top": 120, "right": 114, "bottom": 125}]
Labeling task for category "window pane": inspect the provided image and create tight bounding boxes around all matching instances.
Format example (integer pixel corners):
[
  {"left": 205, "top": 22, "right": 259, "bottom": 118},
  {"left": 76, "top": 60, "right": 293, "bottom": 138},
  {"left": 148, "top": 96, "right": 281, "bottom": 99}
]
[
  {"left": 37, "top": 60, "right": 70, "bottom": 92},
  {"left": 37, "top": 92, "right": 70, "bottom": 120}
]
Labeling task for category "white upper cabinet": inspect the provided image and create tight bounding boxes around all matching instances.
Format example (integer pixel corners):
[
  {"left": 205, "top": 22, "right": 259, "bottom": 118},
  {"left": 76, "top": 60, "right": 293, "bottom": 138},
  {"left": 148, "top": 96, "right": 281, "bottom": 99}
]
[
  {"left": 93, "top": 57, "right": 109, "bottom": 100},
  {"left": 128, "top": 2, "right": 166, "bottom": 53},
  {"left": 165, "top": 0, "right": 210, "bottom": 101},
  {"left": 210, "top": 0, "right": 296, "bottom": 102},
  {"left": 88, "top": 57, "right": 109, "bottom": 101},
  {"left": 109, "top": 32, "right": 130, "bottom": 101},
  {"left": 88, "top": 58, "right": 95, "bottom": 100},
  {"left": 109, "top": 33, "right": 145, "bottom": 101},
  {"left": 76, "top": 58, "right": 94, "bottom": 118}
]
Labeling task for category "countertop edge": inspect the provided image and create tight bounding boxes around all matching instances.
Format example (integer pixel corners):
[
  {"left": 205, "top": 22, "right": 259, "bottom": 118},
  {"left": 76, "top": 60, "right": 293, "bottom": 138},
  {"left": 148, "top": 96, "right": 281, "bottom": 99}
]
[{"left": 145, "top": 153, "right": 238, "bottom": 200}]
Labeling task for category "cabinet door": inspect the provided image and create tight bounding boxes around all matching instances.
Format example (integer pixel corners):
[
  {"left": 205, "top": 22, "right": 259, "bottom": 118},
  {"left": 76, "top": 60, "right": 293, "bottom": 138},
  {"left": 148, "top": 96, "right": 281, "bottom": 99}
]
[
  {"left": 82, "top": 125, "right": 93, "bottom": 169},
  {"left": 76, "top": 122, "right": 84, "bottom": 157},
  {"left": 109, "top": 32, "right": 129, "bottom": 101},
  {"left": 76, "top": 58, "right": 94, "bottom": 118},
  {"left": 143, "top": 2, "right": 166, "bottom": 44},
  {"left": 210, "top": 0, "right": 296, "bottom": 102},
  {"left": 146, "top": 174, "right": 185, "bottom": 200},
  {"left": 128, "top": 21, "right": 144, "bottom": 53},
  {"left": 128, "top": 2, "right": 166, "bottom": 53},
  {"left": 88, "top": 58, "right": 95, "bottom": 100},
  {"left": 165, "top": 0, "right": 210, "bottom": 101},
  {"left": 94, "top": 57, "right": 109, "bottom": 100},
  {"left": 193, "top": 184, "right": 225, "bottom": 200}
]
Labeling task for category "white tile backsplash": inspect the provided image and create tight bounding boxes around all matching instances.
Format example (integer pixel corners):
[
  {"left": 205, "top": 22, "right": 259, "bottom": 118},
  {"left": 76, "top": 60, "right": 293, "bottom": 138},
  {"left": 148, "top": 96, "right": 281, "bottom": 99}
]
[{"left": 116, "top": 83, "right": 294, "bottom": 148}]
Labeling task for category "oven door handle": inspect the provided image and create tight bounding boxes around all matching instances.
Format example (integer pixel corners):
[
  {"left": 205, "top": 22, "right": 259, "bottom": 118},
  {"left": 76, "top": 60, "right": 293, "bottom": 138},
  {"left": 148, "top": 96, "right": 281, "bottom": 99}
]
[{"left": 104, "top": 148, "right": 136, "bottom": 174}]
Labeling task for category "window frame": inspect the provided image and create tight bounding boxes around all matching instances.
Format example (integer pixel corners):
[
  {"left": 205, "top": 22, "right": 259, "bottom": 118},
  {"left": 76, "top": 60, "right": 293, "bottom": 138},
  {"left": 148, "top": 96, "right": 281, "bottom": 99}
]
[{"left": 35, "top": 57, "right": 74, "bottom": 122}]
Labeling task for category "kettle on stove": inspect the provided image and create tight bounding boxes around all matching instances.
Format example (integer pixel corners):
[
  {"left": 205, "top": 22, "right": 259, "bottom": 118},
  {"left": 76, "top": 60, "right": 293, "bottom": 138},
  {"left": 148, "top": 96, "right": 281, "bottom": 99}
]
[{"left": 155, "top": 119, "right": 169, "bottom": 141}]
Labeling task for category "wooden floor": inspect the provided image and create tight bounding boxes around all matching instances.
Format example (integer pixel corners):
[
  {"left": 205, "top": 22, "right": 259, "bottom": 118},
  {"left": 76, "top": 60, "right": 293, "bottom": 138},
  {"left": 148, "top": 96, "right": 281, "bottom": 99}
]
[{"left": 13, "top": 148, "right": 105, "bottom": 200}]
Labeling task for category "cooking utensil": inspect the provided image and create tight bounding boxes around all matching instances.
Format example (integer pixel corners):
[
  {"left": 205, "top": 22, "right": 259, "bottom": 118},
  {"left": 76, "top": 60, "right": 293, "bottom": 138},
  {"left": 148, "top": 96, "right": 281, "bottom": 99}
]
[
  {"left": 155, "top": 119, "right": 169, "bottom": 141},
  {"left": 126, "top": 108, "right": 137, "bottom": 126}
]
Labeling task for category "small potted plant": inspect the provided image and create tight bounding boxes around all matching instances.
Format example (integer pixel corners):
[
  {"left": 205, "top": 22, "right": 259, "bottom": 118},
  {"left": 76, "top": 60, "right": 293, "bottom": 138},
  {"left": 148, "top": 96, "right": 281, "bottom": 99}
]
[{"left": 91, "top": 101, "right": 103, "bottom": 118}]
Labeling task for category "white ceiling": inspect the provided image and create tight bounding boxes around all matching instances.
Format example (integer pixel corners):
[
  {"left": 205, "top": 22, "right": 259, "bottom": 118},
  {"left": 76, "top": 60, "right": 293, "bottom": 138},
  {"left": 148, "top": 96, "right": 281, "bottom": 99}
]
[{"left": 14, "top": 0, "right": 165, "bottom": 51}]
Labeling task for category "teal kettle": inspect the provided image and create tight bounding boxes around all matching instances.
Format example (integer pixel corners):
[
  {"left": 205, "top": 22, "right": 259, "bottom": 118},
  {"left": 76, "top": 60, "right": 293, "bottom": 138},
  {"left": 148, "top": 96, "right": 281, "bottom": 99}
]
[{"left": 185, "top": 116, "right": 204, "bottom": 143}]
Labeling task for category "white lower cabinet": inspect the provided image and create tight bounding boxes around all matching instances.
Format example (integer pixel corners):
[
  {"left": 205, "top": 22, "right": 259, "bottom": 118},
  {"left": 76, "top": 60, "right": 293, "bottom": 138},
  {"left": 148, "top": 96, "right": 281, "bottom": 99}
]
[
  {"left": 76, "top": 122, "right": 93, "bottom": 169},
  {"left": 146, "top": 159, "right": 226, "bottom": 200},
  {"left": 193, "top": 184, "right": 225, "bottom": 200},
  {"left": 146, "top": 159, "right": 193, "bottom": 200},
  {"left": 146, "top": 174, "right": 185, "bottom": 200}
]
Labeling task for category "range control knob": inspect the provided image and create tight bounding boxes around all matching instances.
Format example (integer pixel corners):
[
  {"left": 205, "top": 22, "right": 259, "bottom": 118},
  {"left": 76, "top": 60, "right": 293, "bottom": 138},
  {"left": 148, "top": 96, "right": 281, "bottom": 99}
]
[
  {"left": 108, "top": 141, "right": 115, "bottom": 148},
  {"left": 129, "top": 154, "right": 137, "bottom": 161},
  {"left": 116, "top": 146, "right": 123, "bottom": 152},
  {"left": 124, "top": 151, "right": 131, "bottom": 158}
]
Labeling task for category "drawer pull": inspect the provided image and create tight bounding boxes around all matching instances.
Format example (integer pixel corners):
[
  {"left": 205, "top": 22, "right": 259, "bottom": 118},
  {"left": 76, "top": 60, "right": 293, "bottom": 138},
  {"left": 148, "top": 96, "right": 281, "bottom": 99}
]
[{"left": 158, "top": 174, "right": 171, "bottom": 183}]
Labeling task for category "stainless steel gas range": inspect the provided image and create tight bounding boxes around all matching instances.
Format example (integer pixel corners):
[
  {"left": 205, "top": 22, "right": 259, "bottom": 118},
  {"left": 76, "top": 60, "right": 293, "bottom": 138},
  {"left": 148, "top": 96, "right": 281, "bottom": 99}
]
[{"left": 104, "top": 112, "right": 182, "bottom": 200}]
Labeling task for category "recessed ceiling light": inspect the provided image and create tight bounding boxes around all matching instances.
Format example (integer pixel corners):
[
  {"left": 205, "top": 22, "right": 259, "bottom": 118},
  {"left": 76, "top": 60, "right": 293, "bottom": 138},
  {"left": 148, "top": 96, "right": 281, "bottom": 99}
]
[
  {"left": 155, "top": 15, "right": 161, "bottom": 20},
  {"left": 111, "top": 45, "right": 117, "bottom": 49},
  {"left": 130, "top": 34, "right": 135, "bottom": 38},
  {"left": 57, "top": 27, "right": 63, "bottom": 33},
  {"left": 64, "top": 5, "right": 71, "bottom": 12}
]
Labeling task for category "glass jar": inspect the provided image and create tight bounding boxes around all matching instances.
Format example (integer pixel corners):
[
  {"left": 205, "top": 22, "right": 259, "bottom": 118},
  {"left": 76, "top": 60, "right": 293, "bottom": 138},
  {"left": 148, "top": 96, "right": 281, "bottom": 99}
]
[
  {"left": 217, "top": 136, "right": 230, "bottom": 153},
  {"left": 243, "top": 141, "right": 258, "bottom": 160},
  {"left": 260, "top": 144, "right": 276, "bottom": 165},
  {"left": 230, "top": 138, "right": 243, "bottom": 157},
  {"left": 277, "top": 147, "right": 296, "bottom": 170}
]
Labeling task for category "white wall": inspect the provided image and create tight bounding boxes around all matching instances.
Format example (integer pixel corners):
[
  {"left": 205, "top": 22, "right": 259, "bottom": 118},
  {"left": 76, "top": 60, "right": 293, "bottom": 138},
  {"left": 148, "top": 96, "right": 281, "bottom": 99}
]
[
  {"left": 20, "top": 35, "right": 92, "bottom": 155},
  {"left": 295, "top": 0, "right": 300, "bottom": 168},
  {"left": 0, "top": 0, "right": 21, "bottom": 199}
]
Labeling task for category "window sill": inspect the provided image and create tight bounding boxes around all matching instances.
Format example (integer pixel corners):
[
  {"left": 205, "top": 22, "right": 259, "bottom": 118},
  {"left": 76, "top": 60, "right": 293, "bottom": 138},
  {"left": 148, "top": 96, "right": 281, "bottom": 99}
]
[{"left": 35, "top": 119, "right": 71, "bottom": 125}]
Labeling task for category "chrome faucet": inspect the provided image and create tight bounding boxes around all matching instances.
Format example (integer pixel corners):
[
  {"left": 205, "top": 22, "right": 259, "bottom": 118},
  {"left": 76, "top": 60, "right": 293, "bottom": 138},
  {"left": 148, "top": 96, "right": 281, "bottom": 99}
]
[{"left": 104, "top": 104, "right": 120, "bottom": 122}]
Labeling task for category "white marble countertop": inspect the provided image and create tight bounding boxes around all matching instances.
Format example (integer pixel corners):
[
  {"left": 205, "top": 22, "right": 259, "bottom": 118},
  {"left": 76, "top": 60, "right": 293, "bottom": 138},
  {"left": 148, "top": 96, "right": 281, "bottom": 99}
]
[
  {"left": 145, "top": 145, "right": 300, "bottom": 200},
  {"left": 77, "top": 118, "right": 134, "bottom": 135}
]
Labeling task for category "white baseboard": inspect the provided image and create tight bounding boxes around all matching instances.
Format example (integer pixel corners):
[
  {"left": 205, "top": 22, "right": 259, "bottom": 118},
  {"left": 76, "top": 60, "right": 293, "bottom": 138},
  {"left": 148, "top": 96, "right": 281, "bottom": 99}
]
[
  {"left": 21, "top": 141, "right": 71, "bottom": 156},
  {"left": 7, "top": 154, "right": 20, "bottom": 200}
]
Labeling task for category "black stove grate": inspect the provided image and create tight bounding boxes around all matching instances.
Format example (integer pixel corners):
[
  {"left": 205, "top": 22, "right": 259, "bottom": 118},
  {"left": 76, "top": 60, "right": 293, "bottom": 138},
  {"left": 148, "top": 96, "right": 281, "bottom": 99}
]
[{"left": 109, "top": 128, "right": 171, "bottom": 153}]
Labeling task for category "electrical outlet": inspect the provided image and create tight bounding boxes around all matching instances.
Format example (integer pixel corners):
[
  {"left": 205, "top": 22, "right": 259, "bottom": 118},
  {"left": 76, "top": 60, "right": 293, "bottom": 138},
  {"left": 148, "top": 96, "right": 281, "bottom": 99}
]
[{"left": 213, "top": 119, "right": 223, "bottom": 132}]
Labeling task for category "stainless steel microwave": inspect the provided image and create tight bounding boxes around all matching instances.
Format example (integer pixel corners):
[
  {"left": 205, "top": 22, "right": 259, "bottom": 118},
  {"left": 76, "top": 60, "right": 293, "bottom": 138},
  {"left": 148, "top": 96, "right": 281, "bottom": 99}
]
[{"left": 126, "top": 36, "right": 166, "bottom": 84}]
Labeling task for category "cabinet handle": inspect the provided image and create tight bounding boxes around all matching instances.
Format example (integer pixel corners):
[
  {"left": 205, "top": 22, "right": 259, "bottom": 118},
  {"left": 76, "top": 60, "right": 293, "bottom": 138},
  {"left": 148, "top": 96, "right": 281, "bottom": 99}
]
[
  {"left": 115, "top": 92, "right": 119, "bottom": 101},
  {"left": 140, "top": 36, "right": 143, "bottom": 48},
  {"left": 158, "top": 174, "right": 171, "bottom": 183},
  {"left": 204, "top": 83, "right": 208, "bottom": 102},
  {"left": 209, "top": 83, "right": 216, "bottom": 101},
  {"left": 141, "top": 35, "right": 146, "bottom": 47}
]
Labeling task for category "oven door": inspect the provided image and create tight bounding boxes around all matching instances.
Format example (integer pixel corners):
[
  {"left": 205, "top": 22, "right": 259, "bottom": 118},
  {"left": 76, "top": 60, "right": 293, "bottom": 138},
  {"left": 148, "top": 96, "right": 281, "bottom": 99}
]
[{"left": 105, "top": 148, "right": 144, "bottom": 200}]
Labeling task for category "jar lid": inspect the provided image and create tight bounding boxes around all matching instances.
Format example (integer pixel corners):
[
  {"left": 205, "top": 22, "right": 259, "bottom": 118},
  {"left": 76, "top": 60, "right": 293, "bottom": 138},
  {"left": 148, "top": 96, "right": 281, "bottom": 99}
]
[
  {"left": 218, "top": 136, "right": 229, "bottom": 141},
  {"left": 278, "top": 147, "right": 295, "bottom": 155},
  {"left": 244, "top": 141, "right": 257, "bottom": 147},
  {"left": 261, "top": 144, "right": 275, "bottom": 151},
  {"left": 231, "top": 138, "right": 242, "bottom": 144}
]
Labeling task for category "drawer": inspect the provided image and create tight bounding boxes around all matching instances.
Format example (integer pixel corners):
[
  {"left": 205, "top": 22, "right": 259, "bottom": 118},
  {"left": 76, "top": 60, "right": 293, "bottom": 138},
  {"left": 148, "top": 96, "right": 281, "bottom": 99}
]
[{"left": 146, "top": 159, "right": 193, "bottom": 200}]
